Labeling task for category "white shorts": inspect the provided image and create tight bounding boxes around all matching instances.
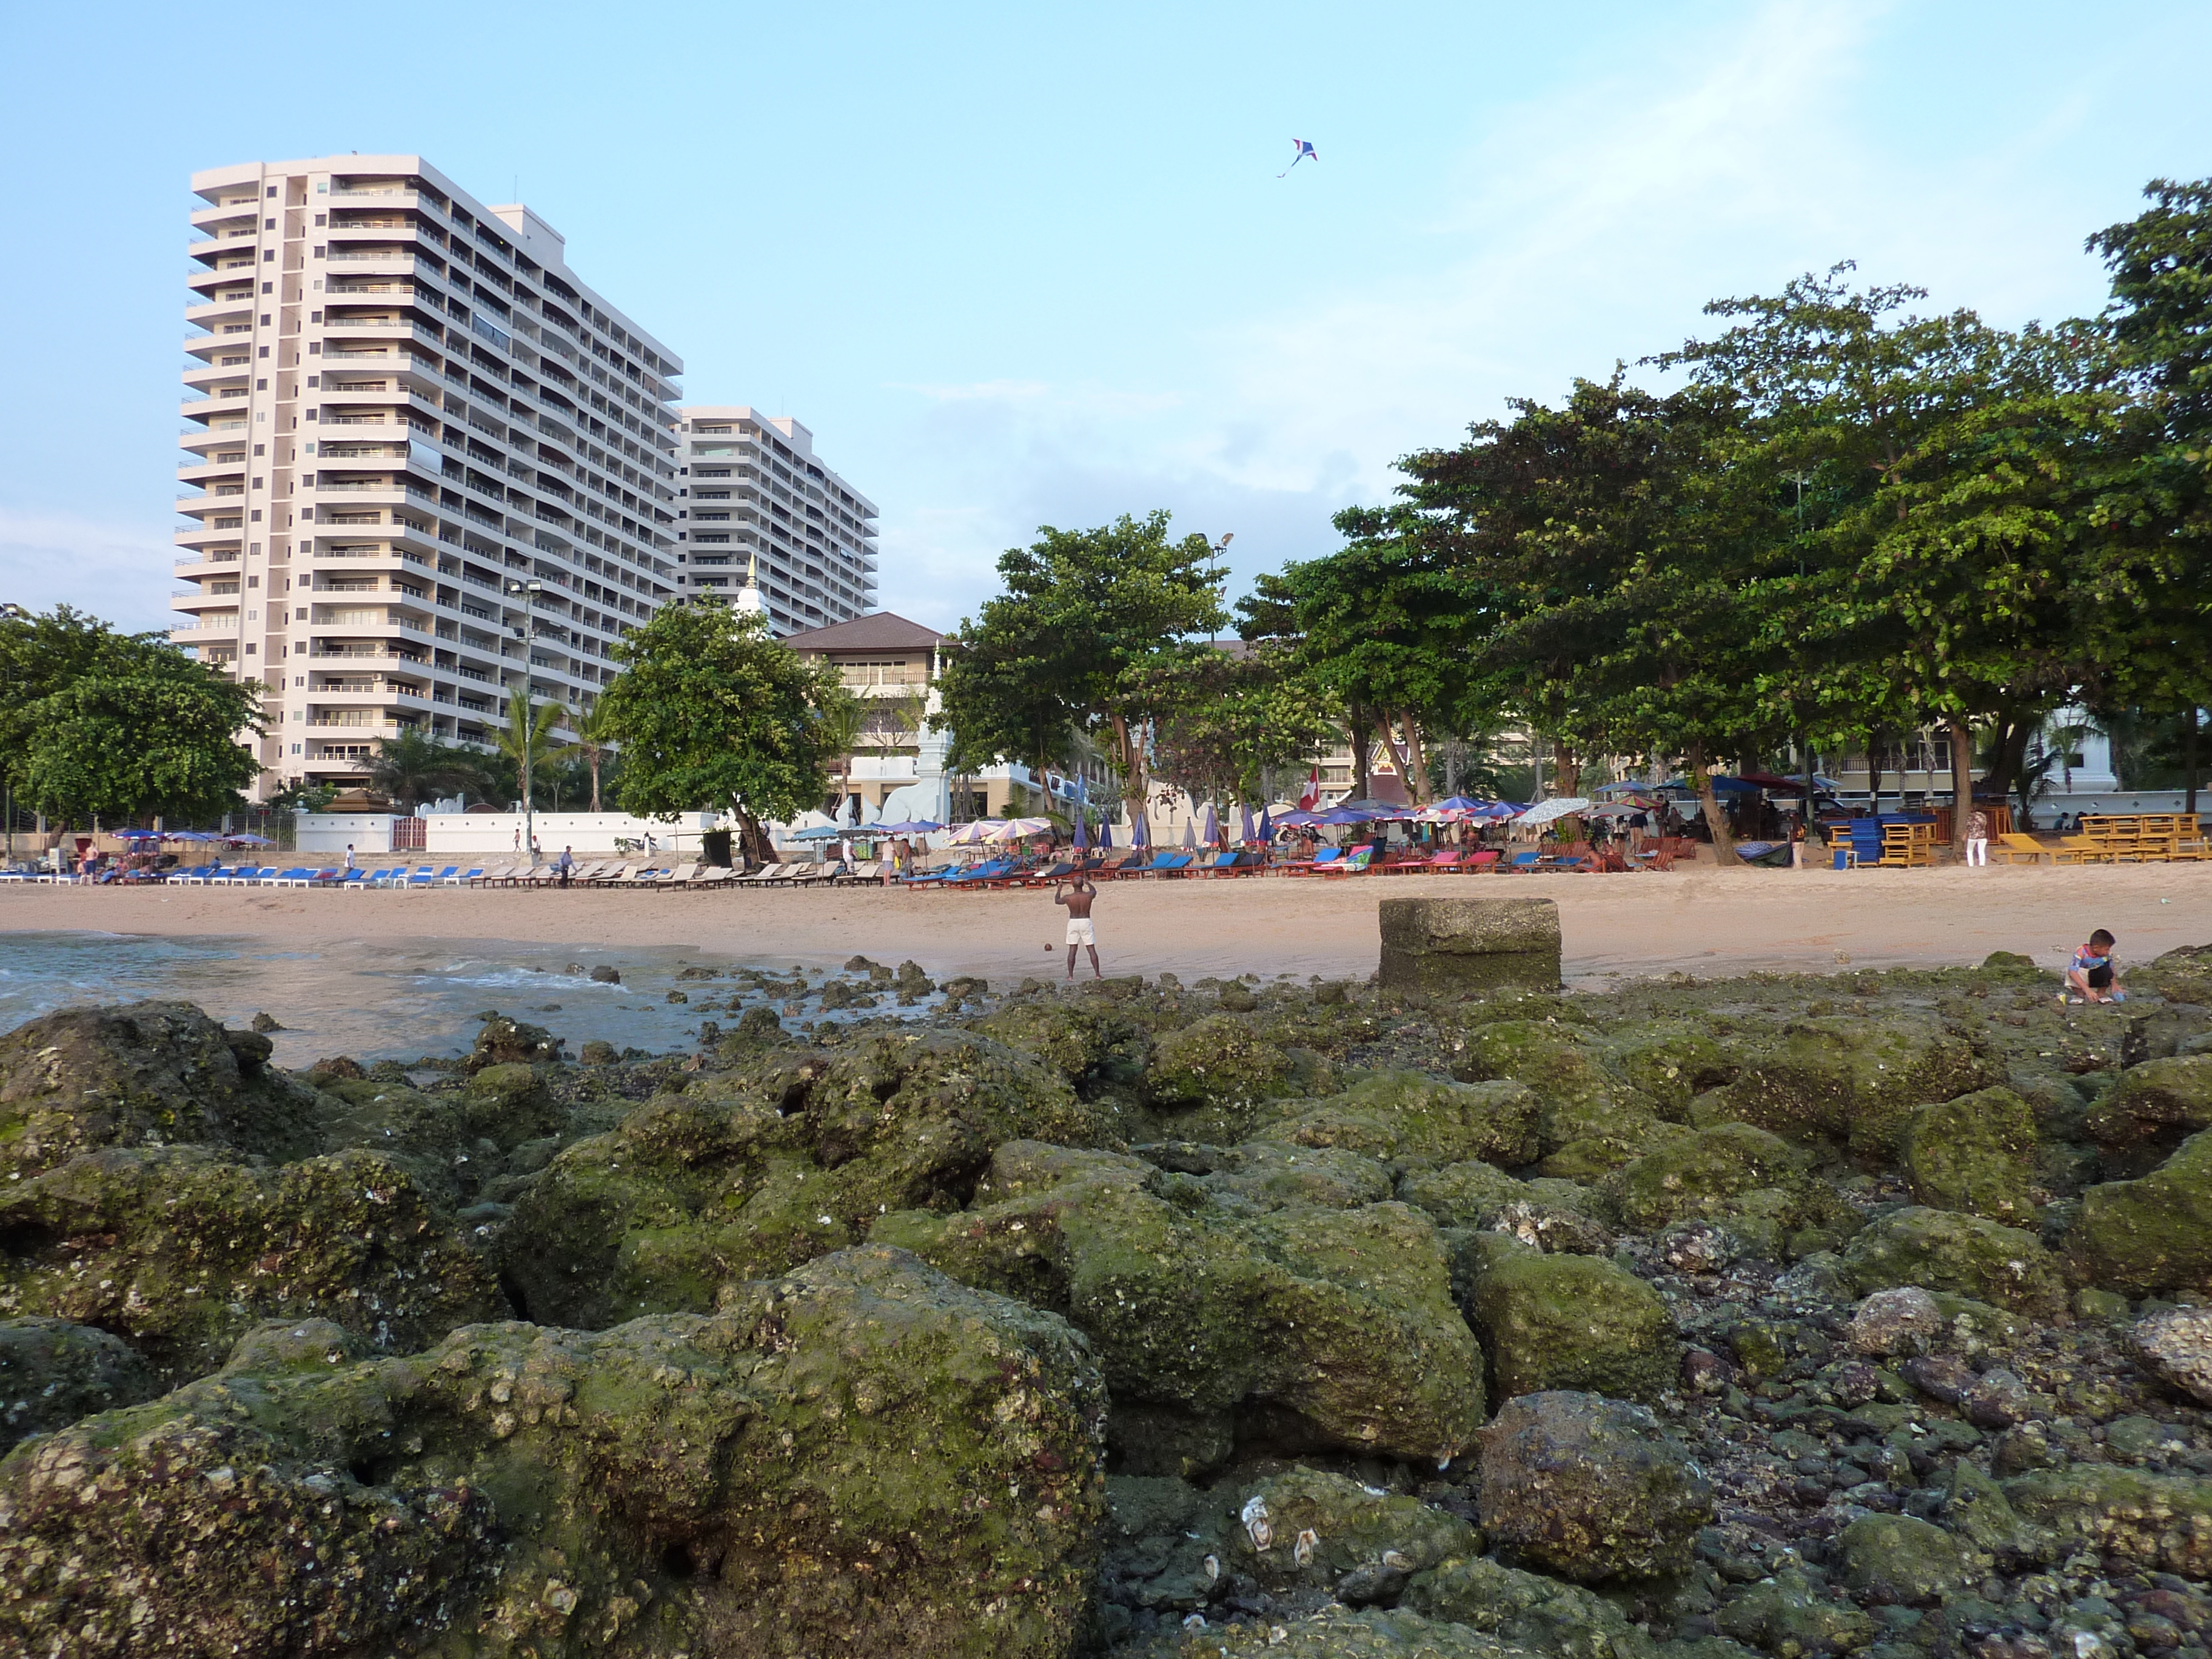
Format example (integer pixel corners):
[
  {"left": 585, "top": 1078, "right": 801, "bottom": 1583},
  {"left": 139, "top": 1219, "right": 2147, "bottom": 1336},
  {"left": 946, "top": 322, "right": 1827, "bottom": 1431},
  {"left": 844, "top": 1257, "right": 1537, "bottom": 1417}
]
[{"left": 1065, "top": 918, "right": 1096, "bottom": 947}]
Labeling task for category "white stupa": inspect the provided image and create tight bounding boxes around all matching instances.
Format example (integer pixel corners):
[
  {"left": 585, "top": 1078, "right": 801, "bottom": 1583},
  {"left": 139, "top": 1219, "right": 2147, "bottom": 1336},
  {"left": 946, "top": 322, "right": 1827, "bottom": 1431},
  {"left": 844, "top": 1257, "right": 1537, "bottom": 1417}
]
[{"left": 733, "top": 552, "right": 769, "bottom": 626}]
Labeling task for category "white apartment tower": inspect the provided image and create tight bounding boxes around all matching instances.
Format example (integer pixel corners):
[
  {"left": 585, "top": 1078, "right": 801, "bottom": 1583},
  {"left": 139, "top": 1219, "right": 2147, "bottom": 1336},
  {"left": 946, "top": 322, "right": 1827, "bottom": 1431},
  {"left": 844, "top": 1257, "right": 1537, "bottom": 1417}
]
[
  {"left": 173, "top": 155, "right": 683, "bottom": 797},
  {"left": 674, "top": 409, "right": 878, "bottom": 635}
]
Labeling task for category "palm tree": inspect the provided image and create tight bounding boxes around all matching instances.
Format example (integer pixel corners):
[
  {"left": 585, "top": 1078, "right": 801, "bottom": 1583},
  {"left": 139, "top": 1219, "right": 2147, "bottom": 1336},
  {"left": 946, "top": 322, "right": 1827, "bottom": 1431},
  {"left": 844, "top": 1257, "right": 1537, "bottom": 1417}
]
[
  {"left": 816, "top": 686, "right": 865, "bottom": 816},
  {"left": 572, "top": 699, "right": 615, "bottom": 813},
  {"left": 496, "top": 692, "right": 568, "bottom": 808},
  {"left": 366, "top": 728, "right": 479, "bottom": 811}
]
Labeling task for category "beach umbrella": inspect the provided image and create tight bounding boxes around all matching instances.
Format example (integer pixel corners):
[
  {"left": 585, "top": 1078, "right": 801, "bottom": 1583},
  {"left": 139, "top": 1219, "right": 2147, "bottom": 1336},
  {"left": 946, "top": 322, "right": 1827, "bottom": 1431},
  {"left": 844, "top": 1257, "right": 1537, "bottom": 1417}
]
[
  {"left": 225, "top": 833, "right": 276, "bottom": 846},
  {"left": 1430, "top": 795, "right": 1487, "bottom": 813},
  {"left": 113, "top": 828, "right": 163, "bottom": 841},
  {"left": 1098, "top": 820, "right": 1113, "bottom": 849},
  {"left": 1468, "top": 801, "right": 1523, "bottom": 821},
  {"left": 1181, "top": 819, "right": 1197, "bottom": 848},
  {"left": 947, "top": 820, "right": 1004, "bottom": 845},
  {"left": 873, "top": 819, "right": 942, "bottom": 835},
  {"left": 1516, "top": 797, "right": 1592, "bottom": 828},
  {"left": 1256, "top": 805, "right": 1272, "bottom": 841},
  {"left": 1313, "top": 806, "right": 1373, "bottom": 825},
  {"left": 988, "top": 817, "right": 1053, "bottom": 842},
  {"left": 1239, "top": 803, "right": 1255, "bottom": 843},
  {"left": 1072, "top": 809, "right": 1088, "bottom": 851},
  {"left": 1130, "top": 813, "right": 1149, "bottom": 850},
  {"left": 1201, "top": 803, "right": 1221, "bottom": 846},
  {"left": 786, "top": 824, "right": 845, "bottom": 840}
]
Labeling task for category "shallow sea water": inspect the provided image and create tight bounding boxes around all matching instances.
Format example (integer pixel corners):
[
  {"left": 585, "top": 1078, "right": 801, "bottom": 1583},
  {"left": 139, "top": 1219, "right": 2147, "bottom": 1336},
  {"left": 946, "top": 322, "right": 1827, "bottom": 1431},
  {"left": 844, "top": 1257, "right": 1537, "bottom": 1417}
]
[{"left": 0, "top": 931, "right": 940, "bottom": 1067}]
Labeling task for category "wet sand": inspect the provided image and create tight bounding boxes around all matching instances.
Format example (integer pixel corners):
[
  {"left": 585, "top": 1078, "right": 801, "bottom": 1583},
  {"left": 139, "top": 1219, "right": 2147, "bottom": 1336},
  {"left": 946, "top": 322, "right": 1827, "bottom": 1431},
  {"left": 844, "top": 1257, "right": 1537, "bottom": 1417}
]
[{"left": 10, "top": 860, "right": 2209, "bottom": 990}]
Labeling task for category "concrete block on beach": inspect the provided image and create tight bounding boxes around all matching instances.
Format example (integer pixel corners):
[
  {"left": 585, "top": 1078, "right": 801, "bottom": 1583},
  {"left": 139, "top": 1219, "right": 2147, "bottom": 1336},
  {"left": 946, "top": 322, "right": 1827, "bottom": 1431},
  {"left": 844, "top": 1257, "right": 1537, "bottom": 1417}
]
[{"left": 1378, "top": 896, "right": 1561, "bottom": 993}]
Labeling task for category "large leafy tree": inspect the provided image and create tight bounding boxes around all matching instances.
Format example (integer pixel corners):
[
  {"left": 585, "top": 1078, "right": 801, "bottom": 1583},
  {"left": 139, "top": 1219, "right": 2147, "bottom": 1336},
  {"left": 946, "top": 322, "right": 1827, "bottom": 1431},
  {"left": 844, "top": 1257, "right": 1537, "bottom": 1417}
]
[
  {"left": 2082, "top": 178, "right": 2212, "bottom": 806},
  {"left": 0, "top": 605, "right": 263, "bottom": 826},
  {"left": 1141, "top": 643, "right": 1336, "bottom": 811},
  {"left": 934, "top": 512, "right": 1227, "bottom": 811},
  {"left": 598, "top": 598, "right": 844, "bottom": 860}
]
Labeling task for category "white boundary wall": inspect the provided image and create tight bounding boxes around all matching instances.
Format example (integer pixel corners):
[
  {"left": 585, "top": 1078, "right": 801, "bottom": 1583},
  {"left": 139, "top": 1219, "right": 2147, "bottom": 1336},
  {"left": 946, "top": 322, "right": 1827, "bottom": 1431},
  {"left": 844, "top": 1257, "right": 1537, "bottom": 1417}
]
[{"left": 297, "top": 811, "right": 717, "bottom": 855}]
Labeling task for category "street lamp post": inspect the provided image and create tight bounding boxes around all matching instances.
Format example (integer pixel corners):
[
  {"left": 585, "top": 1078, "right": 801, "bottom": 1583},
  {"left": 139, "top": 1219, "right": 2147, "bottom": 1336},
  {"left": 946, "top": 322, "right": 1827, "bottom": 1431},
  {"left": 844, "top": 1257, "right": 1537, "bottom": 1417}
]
[{"left": 506, "top": 579, "right": 543, "bottom": 865}]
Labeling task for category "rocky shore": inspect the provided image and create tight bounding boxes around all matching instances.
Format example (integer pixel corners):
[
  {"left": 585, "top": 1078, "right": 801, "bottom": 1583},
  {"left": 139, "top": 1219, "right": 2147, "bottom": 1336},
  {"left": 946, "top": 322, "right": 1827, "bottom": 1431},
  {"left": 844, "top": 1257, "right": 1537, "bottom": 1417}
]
[{"left": 3, "top": 945, "right": 2210, "bottom": 1657}]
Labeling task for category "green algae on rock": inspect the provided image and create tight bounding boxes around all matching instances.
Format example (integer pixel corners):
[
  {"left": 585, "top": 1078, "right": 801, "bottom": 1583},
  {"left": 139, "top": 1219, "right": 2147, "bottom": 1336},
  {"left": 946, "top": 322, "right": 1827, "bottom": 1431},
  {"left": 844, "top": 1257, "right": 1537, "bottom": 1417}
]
[
  {"left": 2066, "top": 1127, "right": 2212, "bottom": 1295},
  {"left": 1227, "top": 1467, "right": 1480, "bottom": 1594},
  {"left": 1901, "top": 1086, "right": 2046, "bottom": 1224},
  {"left": 877, "top": 1141, "right": 1486, "bottom": 1461},
  {"left": 0, "top": 1246, "right": 1108, "bottom": 1659},
  {"left": 1454, "top": 1232, "right": 1679, "bottom": 1404},
  {"left": 1257, "top": 1071, "right": 1542, "bottom": 1171},
  {"left": 0, "top": 1144, "right": 502, "bottom": 1389},
  {"left": 501, "top": 1028, "right": 1110, "bottom": 1329},
  {"left": 1476, "top": 1390, "right": 1714, "bottom": 1583},
  {"left": 1403, "top": 1554, "right": 1659, "bottom": 1659},
  {"left": 0, "top": 1000, "right": 324, "bottom": 1178},
  {"left": 1840, "top": 1205, "right": 2068, "bottom": 1318},
  {"left": 1698, "top": 1014, "right": 1995, "bottom": 1164},
  {"left": 2000, "top": 1463, "right": 2212, "bottom": 1577},
  {"left": 0, "top": 1317, "right": 156, "bottom": 1454}
]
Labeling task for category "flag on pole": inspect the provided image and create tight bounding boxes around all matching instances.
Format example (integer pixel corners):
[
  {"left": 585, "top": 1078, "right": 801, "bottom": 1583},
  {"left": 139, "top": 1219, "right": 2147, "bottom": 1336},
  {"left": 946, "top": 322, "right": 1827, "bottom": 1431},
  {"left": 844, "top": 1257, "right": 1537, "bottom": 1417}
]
[
  {"left": 1278, "top": 139, "right": 1318, "bottom": 177},
  {"left": 1298, "top": 768, "right": 1321, "bottom": 810}
]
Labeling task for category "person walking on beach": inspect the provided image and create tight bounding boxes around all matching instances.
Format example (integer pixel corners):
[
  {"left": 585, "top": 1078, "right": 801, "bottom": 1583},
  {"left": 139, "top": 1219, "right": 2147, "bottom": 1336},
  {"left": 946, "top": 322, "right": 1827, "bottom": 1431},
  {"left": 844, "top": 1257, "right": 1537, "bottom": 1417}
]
[
  {"left": 1964, "top": 806, "right": 1989, "bottom": 867},
  {"left": 557, "top": 846, "right": 575, "bottom": 888},
  {"left": 1054, "top": 872, "right": 1102, "bottom": 981}
]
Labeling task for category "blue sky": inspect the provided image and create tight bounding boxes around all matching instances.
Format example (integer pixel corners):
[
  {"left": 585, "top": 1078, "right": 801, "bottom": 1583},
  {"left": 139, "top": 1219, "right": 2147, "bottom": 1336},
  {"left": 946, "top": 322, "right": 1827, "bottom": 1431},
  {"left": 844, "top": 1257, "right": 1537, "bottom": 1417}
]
[{"left": 3, "top": 1, "right": 2209, "bottom": 635}]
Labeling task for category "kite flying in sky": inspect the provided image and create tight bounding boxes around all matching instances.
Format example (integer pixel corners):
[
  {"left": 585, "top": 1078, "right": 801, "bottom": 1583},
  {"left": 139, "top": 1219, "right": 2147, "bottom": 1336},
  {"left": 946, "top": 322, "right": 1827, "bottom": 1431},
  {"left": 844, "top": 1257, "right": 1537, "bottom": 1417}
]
[{"left": 1278, "top": 139, "right": 1318, "bottom": 177}]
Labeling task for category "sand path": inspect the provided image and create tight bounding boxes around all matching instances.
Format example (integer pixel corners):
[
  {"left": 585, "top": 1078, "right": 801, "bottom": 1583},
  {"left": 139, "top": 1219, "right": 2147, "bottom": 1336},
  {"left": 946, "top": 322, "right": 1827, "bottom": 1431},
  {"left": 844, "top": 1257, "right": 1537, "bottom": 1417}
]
[{"left": 9, "top": 862, "right": 2209, "bottom": 987}]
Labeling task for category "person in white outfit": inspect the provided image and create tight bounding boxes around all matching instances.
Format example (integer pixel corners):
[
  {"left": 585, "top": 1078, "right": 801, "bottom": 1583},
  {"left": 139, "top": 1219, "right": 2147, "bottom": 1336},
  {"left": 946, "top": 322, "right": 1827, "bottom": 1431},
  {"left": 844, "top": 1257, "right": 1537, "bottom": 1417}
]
[{"left": 1964, "top": 807, "right": 1989, "bottom": 866}]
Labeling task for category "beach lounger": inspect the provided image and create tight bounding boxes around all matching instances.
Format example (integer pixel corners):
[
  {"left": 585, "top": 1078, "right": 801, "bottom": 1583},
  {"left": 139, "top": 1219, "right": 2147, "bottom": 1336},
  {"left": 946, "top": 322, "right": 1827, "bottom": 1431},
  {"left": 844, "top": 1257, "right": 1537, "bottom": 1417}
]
[
  {"left": 734, "top": 863, "right": 788, "bottom": 887},
  {"left": 1461, "top": 849, "right": 1502, "bottom": 873},
  {"left": 1992, "top": 833, "right": 2049, "bottom": 865},
  {"left": 832, "top": 860, "right": 882, "bottom": 885},
  {"left": 1321, "top": 848, "right": 1375, "bottom": 877},
  {"left": 407, "top": 866, "right": 457, "bottom": 890},
  {"left": 586, "top": 863, "right": 632, "bottom": 888},
  {"left": 1279, "top": 847, "right": 1343, "bottom": 877},
  {"left": 441, "top": 866, "right": 481, "bottom": 886},
  {"left": 267, "top": 867, "right": 312, "bottom": 887},
  {"left": 165, "top": 864, "right": 214, "bottom": 885},
  {"left": 650, "top": 862, "right": 700, "bottom": 888},
  {"left": 694, "top": 864, "right": 738, "bottom": 886}
]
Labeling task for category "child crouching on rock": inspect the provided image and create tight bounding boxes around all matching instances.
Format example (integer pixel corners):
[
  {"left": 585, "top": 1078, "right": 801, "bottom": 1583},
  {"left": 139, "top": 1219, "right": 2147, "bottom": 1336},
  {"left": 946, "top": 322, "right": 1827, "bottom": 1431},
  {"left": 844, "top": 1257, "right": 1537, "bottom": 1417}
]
[{"left": 2062, "top": 929, "right": 2125, "bottom": 1005}]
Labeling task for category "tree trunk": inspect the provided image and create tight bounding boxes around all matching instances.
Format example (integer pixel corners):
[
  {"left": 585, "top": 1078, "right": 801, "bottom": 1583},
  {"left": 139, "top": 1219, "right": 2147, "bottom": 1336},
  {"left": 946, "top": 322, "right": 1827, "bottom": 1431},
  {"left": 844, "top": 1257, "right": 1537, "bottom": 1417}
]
[
  {"left": 1399, "top": 714, "right": 1431, "bottom": 807},
  {"left": 1552, "top": 743, "right": 1582, "bottom": 803},
  {"left": 2187, "top": 708, "right": 2201, "bottom": 817},
  {"left": 1948, "top": 718, "right": 1975, "bottom": 856},
  {"left": 1690, "top": 740, "right": 1737, "bottom": 863},
  {"left": 1866, "top": 734, "right": 1884, "bottom": 814},
  {"left": 587, "top": 754, "right": 602, "bottom": 814},
  {"left": 1349, "top": 708, "right": 1372, "bottom": 800},
  {"left": 734, "top": 806, "right": 774, "bottom": 866}
]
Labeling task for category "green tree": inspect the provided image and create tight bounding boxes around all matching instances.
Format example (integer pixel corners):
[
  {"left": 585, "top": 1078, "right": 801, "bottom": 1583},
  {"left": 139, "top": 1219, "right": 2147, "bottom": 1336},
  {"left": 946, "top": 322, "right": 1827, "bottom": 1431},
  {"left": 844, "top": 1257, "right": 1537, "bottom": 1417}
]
[
  {"left": 0, "top": 606, "right": 263, "bottom": 826},
  {"left": 2082, "top": 178, "right": 2212, "bottom": 809},
  {"left": 494, "top": 689, "right": 569, "bottom": 809},
  {"left": 598, "top": 598, "right": 845, "bottom": 861},
  {"left": 366, "top": 728, "right": 484, "bottom": 811},
  {"left": 934, "top": 512, "right": 1228, "bottom": 811},
  {"left": 569, "top": 698, "right": 618, "bottom": 814}
]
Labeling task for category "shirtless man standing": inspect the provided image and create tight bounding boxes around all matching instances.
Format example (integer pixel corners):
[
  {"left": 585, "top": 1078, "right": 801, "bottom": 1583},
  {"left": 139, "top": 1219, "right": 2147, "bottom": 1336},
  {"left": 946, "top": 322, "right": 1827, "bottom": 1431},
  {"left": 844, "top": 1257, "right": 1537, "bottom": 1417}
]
[{"left": 1054, "top": 873, "right": 1102, "bottom": 980}]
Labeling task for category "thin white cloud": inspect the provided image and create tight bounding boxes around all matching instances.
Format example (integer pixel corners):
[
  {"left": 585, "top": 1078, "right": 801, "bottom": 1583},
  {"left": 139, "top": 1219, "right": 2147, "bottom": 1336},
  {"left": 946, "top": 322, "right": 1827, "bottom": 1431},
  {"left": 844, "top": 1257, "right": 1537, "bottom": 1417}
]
[{"left": 0, "top": 509, "right": 181, "bottom": 634}]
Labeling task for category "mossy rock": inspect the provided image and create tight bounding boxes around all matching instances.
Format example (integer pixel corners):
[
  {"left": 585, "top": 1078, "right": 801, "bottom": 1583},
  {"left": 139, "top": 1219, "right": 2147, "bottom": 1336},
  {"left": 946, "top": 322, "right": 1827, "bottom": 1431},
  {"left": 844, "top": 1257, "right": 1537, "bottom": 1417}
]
[
  {"left": 501, "top": 1029, "right": 1108, "bottom": 1329},
  {"left": 1141, "top": 1014, "right": 1296, "bottom": 1121},
  {"left": 876, "top": 1141, "right": 1486, "bottom": 1461},
  {"left": 968, "top": 999, "right": 1142, "bottom": 1090},
  {"left": 0, "top": 1245, "right": 1108, "bottom": 1659},
  {"left": 1119, "top": 1605, "right": 1529, "bottom": 1657},
  {"left": 1225, "top": 1466, "right": 1479, "bottom": 1592},
  {"left": 1837, "top": 1512, "right": 1981, "bottom": 1601},
  {"left": 2083, "top": 1054, "right": 2212, "bottom": 1148},
  {"left": 457, "top": 1061, "right": 566, "bottom": 1145},
  {"left": 1476, "top": 1390, "right": 1713, "bottom": 1583},
  {"left": 1713, "top": 1569, "right": 1876, "bottom": 1656},
  {"left": 1840, "top": 1205, "right": 2067, "bottom": 1318},
  {"left": 0, "top": 1000, "right": 323, "bottom": 1178},
  {"left": 1142, "top": 1139, "right": 1395, "bottom": 1213},
  {"left": 2002, "top": 1464, "right": 2212, "bottom": 1578},
  {"left": 1450, "top": 1021, "right": 1662, "bottom": 1159},
  {"left": 1399, "top": 1159, "right": 1543, "bottom": 1229},
  {"left": 2135, "top": 943, "right": 2212, "bottom": 1002},
  {"left": 1600, "top": 1122, "right": 1812, "bottom": 1232},
  {"left": 1404, "top": 1553, "right": 1659, "bottom": 1659},
  {"left": 0, "top": 1145, "right": 502, "bottom": 1390},
  {"left": 1598, "top": 1021, "right": 1742, "bottom": 1120},
  {"left": 2066, "top": 1128, "right": 2212, "bottom": 1296},
  {"left": 0, "top": 1318, "right": 156, "bottom": 1455},
  {"left": 1453, "top": 1232, "right": 1678, "bottom": 1403},
  {"left": 1902, "top": 1087, "right": 2043, "bottom": 1224},
  {"left": 1256, "top": 1071, "right": 1541, "bottom": 1170},
  {"left": 463, "top": 1011, "right": 562, "bottom": 1069},
  {"left": 1701, "top": 1015, "right": 1996, "bottom": 1164}
]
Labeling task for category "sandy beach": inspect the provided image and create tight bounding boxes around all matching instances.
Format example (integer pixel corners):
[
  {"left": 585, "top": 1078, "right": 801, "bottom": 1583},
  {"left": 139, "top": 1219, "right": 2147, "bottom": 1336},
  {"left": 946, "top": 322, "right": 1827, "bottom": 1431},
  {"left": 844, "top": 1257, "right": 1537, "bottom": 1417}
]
[{"left": 8, "top": 860, "right": 2209, "bottom": 988}]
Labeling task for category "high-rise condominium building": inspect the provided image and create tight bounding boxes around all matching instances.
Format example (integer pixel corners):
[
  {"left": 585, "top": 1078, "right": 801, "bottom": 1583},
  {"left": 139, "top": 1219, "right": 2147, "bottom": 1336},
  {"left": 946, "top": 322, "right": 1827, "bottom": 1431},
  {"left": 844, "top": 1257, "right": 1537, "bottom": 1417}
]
[
  {"left": 674, "top": 408, "right": 877, "bottom": 635},
  {"left": 173, "top": 155, "right": 683, "bottom": 798}
]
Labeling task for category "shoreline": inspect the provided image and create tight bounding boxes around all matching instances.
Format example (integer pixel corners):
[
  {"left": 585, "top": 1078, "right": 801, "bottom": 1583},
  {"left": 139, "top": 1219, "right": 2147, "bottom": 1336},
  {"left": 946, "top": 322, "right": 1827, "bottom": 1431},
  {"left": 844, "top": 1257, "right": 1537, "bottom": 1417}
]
[{"left": 7, "top": 861, "right": 2208, "bottom": 988}]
